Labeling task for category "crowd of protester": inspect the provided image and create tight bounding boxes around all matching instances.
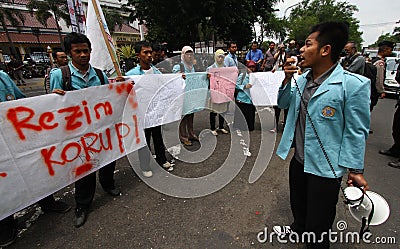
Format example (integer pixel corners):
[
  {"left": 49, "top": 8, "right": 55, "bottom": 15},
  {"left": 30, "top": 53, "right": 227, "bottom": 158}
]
[{"left": 1, "top": 24, "right": 400, "bottom": 248}]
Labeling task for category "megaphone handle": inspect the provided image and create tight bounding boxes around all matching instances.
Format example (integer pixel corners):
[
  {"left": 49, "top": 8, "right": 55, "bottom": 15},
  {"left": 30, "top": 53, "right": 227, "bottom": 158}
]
[{"left": 359, "top": 194, "right": 374, "bottom": 235}]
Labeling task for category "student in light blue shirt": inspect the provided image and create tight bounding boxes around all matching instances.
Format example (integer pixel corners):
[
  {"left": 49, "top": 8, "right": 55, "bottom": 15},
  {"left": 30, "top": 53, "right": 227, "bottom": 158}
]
[{"left": 233, "top": 60, "right": 256, "bottom": 131}]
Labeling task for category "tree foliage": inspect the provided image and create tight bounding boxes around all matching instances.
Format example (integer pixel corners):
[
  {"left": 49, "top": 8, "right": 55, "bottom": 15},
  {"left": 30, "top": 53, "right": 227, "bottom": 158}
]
[
  {"left": 125, "top": 0, "right": 280, "bottom": 51},
  {"left": 26, "top": 0, "right": 71, "bottom": 47},
  {"left": 287, "top": 0, "right": 363, "bottom": 46},
  {"left": 103, "top": 7, "right": 130, "bottom": 34},
  {"left": 370, "top": 25, "right": 400, "bottom": 47},
  {"left": 0, "top": 6, "right": 25, "bottom": 59}
]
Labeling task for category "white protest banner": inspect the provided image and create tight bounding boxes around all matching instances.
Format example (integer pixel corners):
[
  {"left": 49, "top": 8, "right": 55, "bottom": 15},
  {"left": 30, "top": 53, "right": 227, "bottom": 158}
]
[
  {"left": 209, "top": 67, "right": 238, "bottom": 104},
  {"left": 86, "top": 0, "right": 119, "bottom": 78},
  {"left": 182, "top": 73, "right": 209, "bottom": 115},
  {"left": 129, "top": 74, "right": 186, "bottom": 128},
  {"left": 249, "top": 71, "right": 285, "bottom": 106},
  {"left": 0, "top": 82, "right": 145, "bottom": 220}
]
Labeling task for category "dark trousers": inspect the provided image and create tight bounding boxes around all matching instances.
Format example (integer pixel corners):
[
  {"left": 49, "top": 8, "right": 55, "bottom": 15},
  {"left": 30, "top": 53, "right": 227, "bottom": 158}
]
[
  {"left": 210, "top": 112, "right": 224, "bottom": 130},
  {"left": 273, "top": 106, "right": 288, "bottom": 130},
  {"left": 179, "top": 113, "right": 195, "bottom": 142},
  {"left": 289, "top": 157, "right": 341, "bottom": 249},
  {"left": 370, "top": 92, "right": 379, "bottom": 112},
  {"left": 0, "top": 216, "right": 15, "bottom": 234},
  {"left": 75, "top": 161, "right": 116, "bottom": 209},
  {"left": 390, "top": 106, "right": 400, "bottom": 152},
  {"left": 37, "top": 195, "right": 58, "bottom": 208},
  {"left": 234, "top": 101, "right": 255, "bottom": 131},
  {"left": 144, "top": 126, "right": 167, "bottom": 165}
]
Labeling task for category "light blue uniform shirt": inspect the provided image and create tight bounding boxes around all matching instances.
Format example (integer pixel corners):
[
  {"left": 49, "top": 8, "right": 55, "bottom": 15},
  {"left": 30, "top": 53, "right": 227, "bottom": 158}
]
[
  {"left": 276, "top": 64, "right": 370, "bottom": 178},
  {"left": 172, "top": 62, "right": 195, "bottom": 73},
  {"left": 0, "top": 70, "right": 25, "bottom": 101},
  {"left": 224, "top": 53, "right": 238, "bottom": 67},
  {"left": 50, "top": 62, "right": 108, "bottom": 91},
  {"left": 235, "top": 73, "right": 252, "bottom": 104},
  {"left": 126, "top": 64, "right": 161, "bottom": 75}
]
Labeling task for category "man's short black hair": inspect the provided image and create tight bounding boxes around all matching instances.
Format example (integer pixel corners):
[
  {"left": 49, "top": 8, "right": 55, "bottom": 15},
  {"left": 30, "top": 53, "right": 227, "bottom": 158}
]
[
  {"left": 227, "top": 41, "right": 237, "bottom": 49},
  {"left": 252, "top": 41, "right": 258, "bottom": 46},
  {"left": 310, "top": 21, "right": 349, "bottom": 62},
  {"left": 52, "top": 48, "right": 65, "bottom": 58},
  {"left": 63, "top": 32, "right": 91, "bottom": 54},
  {"left": 152, "top": 44, "right": 161, "bottom": 52},
  {"left": 135, "top": 41, "right": 152, "bottom": 53},
  {"left": 269, "top": 41, "right": 275, "bottom": 46}
]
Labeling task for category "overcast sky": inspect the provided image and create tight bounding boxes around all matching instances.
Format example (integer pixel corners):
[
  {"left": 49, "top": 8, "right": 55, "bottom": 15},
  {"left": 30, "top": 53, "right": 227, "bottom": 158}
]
[{"left": 274, "top": 0, "right": 400, "bottom": 47}]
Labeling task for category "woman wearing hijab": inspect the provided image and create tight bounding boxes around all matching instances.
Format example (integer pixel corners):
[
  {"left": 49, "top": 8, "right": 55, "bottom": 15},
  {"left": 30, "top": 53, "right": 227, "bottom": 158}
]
[
  {"left": 207, "top": 49, "right": 229, "bottom": 135},
  {"left": 172, "top": 46, "right": 199, "bottom": 146}
]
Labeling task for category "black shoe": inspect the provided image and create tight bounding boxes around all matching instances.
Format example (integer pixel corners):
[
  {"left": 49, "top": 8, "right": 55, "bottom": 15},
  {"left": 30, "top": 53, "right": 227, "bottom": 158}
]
[
  {"left": 379, "top": 149, "right": 400, "bottom": 157},
  {"left": 0, "top": 227, "right": 17, "bottom": 247},
  {"left": 104, "top": 187, "right": 121, "bottom": 197},
  {"left": 41, "top": 200, "right": 71, "bottom": 213},
  {"left": 388, "top": 160, "right": 400, "bottom": 169},
  {"left": 74, "top": 208, "right": 88, "bottom": 228}
]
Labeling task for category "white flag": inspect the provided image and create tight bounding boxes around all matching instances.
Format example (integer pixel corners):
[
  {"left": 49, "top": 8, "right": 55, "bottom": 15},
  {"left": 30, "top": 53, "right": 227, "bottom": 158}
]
[{"left": 86, "top": 0, "right": 119, "bottom": 78}]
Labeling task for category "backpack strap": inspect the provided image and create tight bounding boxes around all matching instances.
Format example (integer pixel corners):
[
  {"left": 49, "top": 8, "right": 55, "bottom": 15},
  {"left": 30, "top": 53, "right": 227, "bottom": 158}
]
[
  {"left": 60, "top": 65, "right": 72, "bottom": 91},
  {"left": 180, "top": 63, "right": 185, "bottom": 73},
  {"left": 93, "top": 67, "right": 106, "bottom": 85}
]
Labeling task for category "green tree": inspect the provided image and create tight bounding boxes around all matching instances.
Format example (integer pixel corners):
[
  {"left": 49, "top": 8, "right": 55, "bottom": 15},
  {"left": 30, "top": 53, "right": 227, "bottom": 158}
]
[
  {"left": 126, "top": 0, "right": 280, "bottom": 51},
  {"left": 370, "top": 25, "right": 400, "bottom": 47},
  {"left": 0, "top": 6, "right": 25, "bottom": 59},
  {"left": 103, "top": 7, "right": 129, "bottom": 34},
  {"left": 26, "top": 0, "right": 70, "bottom": 48},
  {"left": 287, "top": 0, "right": 363, "bottom": 46}
]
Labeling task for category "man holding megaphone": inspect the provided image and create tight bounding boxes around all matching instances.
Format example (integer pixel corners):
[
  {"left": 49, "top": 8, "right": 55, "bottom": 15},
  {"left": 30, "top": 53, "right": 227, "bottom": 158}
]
[{"left": 275, "top": 21, "right": 370, "bottom": 249}]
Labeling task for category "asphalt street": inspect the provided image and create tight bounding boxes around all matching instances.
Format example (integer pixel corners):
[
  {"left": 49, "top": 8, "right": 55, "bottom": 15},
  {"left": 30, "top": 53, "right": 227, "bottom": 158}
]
[{"left": 4, "top": 77, "right": 400, "bottom": 249}]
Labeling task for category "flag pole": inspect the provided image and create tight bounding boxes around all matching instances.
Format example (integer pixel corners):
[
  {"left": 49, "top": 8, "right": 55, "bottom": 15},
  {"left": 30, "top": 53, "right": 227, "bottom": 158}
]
[{"left": 90, "top": 0, "right": 122, "bottom": 77}]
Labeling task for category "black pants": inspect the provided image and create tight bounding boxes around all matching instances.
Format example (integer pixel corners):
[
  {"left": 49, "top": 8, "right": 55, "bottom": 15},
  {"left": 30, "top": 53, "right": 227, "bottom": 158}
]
[
  {"left": 390, "top": 106, "right": 400, "bottom": 152},
  {"left": 273, "top": 106, "right": 288, "bottom": 130},
  {"left": 0, "top": 215, "right": 15, "bottom": 235},
  {"left": 75, "top": 161, "right": 116, "bottom": 209},
  {"left": 210, "top": 112, "right": 224, "bottom": 130},
  {"left": 370, "top": 92, "right": 379, "bottom": 112},
  {"left": 234, "top": 101, "right": 255, "bottom": 131},
  {"left": 145, "top": 125, "right": 167, "bottom": 165},
  {"left": 289, "top": 157, "right": 341, "bottom": 249}
]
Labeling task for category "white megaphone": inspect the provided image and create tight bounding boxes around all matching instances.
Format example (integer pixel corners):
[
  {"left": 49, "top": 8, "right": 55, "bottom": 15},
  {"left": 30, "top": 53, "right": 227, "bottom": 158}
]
[{"left": 344, "top": 186, "right": 390, "bottom": 226}]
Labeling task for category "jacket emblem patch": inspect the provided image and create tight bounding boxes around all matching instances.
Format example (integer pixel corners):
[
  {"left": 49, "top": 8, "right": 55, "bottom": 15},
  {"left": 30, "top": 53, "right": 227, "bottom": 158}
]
[{"left": 322, "top": 106, "right": 335, "bottom": 117}]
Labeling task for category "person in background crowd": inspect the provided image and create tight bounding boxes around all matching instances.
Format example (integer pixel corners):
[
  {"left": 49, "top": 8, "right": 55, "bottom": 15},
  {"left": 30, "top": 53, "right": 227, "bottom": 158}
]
[
  {"left": 45, "top": 48, "right": 69, "bottom": 93},
  {"left": 370, "top": 41, "right": 394, "bottom": 110},
  {"left": 271, "top": 44, "right": 288, "bottom": 133},
  {"left": 379, "top": 57, "right": 400, "bottom": 166},
  {"left": 8, "top": 55, "right": 25, "bottom": 86},
  {"left": 261, "top": 41, "right": 276, "bottom": 72},
  {"left": 274, "top": 21, "right": 369, "bottom": 248},
  {"left": 173, "top": 46, "right": 199, "bottom": 146},
  {"left": 126, "top": 41, "right": 174, "bottom": 176},
  {"left": 50, "top": 32, "right": 121, "bottom": 228},
  {"left": 234, "top": 60, "right": 256, "bottom": 131},
  {"left": 286, "top": 40, "right": 297, "bottom": 57},
  {"left": 341, "top": 41, "right": 365, "bottom": 75},
  {"left": 207, "top": 49, "right": 229, "bottom": 136},
  {"left": 245, "top": 41, "right": 264, "bottom": 71},
  {"left": 0, "top": 70, "right": 71, "bottom": 247},
  {"left": 224, "top": 42, "right": 238, "bottom": 67}
]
